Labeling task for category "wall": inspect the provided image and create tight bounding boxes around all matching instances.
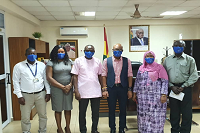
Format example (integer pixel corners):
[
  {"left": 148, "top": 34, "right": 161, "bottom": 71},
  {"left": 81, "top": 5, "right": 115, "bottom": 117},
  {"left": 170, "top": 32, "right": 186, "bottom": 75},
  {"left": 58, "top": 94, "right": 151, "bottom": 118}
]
[
  {"left": 40, "top": 20, "right": 200, "bottom": 63},
  {"left": 5, "top": 12, "right": 40, "bottom": 38}
]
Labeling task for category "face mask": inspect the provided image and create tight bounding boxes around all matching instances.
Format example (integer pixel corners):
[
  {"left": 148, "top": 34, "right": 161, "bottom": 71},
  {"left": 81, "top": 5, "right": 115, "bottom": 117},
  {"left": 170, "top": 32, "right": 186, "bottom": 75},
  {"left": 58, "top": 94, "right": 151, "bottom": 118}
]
[
  {"left": 27, "top": 54, "right": 37, "bottom": 62},
  {"left": 113, "top": 51, "right": 122, "bottom": 57},
  {"left": 57, "top": 53, "right": 65, "bottom": 59},
  {"left": 145, "top": 58, "right": 154, "bottom": 64},
  {"left": 173, "top": 46, "right": 184, "bottom": 54},
  {"left": 85, "top": 51, "right": 94, "bottom": 58}
]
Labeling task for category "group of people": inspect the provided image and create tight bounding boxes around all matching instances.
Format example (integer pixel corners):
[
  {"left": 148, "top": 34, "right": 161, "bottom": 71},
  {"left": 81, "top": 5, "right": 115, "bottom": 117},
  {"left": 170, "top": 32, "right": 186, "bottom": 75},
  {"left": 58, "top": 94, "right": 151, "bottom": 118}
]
[{"left": 12, "top": 40, "right": 198, "bottom": 133}]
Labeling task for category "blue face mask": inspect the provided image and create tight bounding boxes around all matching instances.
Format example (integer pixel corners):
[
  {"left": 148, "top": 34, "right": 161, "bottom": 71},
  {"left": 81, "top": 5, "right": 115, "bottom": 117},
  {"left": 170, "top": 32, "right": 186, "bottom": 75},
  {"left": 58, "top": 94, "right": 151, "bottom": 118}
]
[
  {"left": 113, "top": 51, "right": 122, "bottom": 57},
  {"left": 57, "top": 53, "right": 65, "bottom": 59},
  {"left": 173, "top": 46, "right": 184, "bottom": 54},
  {"left": 85, "top": 51, "right": 94, "bottom": 58},
  {"left": 145, "top": 58, "right": 154, "bottom": 64},
  {"left": 27, "top": 54, "right": 37, "bottom": 62}
]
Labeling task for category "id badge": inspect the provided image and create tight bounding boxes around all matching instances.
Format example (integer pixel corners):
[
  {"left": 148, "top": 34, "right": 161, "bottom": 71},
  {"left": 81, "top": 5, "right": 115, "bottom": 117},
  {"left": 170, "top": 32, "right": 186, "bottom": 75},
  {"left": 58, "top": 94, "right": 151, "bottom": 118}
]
[{"left": 33, "top": 78, "right": 39, "bottom": 83}]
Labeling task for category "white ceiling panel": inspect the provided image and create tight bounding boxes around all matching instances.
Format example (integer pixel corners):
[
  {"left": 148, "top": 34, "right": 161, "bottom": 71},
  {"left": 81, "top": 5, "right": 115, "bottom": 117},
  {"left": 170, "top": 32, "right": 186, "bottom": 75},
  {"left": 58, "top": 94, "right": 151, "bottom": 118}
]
[
  {"left": 21, "top": 6, "right": 46, "bottom": 11},
  {"left": 39, "top": 1, "right": 70, "bottom": 6},
  {"left": 10, "top": 0, "right": 200, "bottom": 20},
  {"left": 178, "top": 1, "right": 200, "bottom": 6},
  {"left": 125, "top": 1, "right": 156, "bottom": 7},
  {"left": 171, "top": 14, "right": 196, "bottom": 18},
  {"left": 45, "top": 7, "right": 72, "bottom": 11},
  {"left": 35, "top": 15, "right": 56, "bottom": 20},
  {"left": 50, "top": 11, "right": 73, "bottom": 15},
  {"left": 97, "top": 7, "right": 122, "bottom": 11},
  {"left": 12, "top": 1, "right": 41, "bottom": 6},
  {"left": 115, "top": 15, "right": 132, "bottom": 19},
  {"left": 96, "top": 16, "right": 116, "bottom": 19},
  {"left": 189, "top": 15, "right": 200, "bottom": 18},
  {"left": 145, "top": 6, "right": 174, "bottom": 12},
  {"left": 96, "top": 11, "right": 119, "bottom": 16},
  {"left": 75, "top": 16, "right": 95, "bottom": 20},
  {"left": 29, "top": 11, "right": 51, "bottom": 15},
  {"left": 169, "top": 6, "right": 198, "bottom": 11},
  {"left": 193, "top": 7, "right": 200, "bottom": 10},
  {"left": 141, "top": 11, "right": 162, "bottom": 16},
  {"left": 184, "top": 10, "right": 200, "bottom": 14},
  {"left": 72, "top": 7, "right": 96, "bottom": 11},
  {"left": 54, "top": 16, "right": 75, "bottom": 20},
  {"left": 98, "top": 1, "right": 127, "bottom": 7},
  {"left": 69, "top": 1, "right": 98, "bottom": 6},
  {"left": 153, "top": 1, "right": 184, "bottom": 6},
  {"left": 121, "top": 7, "right": 149, "bottom": 12},
  {"left": 117, "top": 12, "right": 130, "bottom": 16}
]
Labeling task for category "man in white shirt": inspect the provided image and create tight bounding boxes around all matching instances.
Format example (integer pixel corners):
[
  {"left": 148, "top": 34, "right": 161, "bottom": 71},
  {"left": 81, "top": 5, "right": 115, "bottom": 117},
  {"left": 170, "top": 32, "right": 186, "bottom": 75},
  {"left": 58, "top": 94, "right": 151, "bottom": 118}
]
[{"left": 12, "top": 48, "right": 50, "bottom": 133}]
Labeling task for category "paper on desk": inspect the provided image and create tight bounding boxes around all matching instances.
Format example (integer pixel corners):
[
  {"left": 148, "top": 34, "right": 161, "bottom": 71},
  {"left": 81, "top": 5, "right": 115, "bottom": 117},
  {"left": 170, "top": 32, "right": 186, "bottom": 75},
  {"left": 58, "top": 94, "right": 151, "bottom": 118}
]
[{"left": 169, "top": 90, "right": 185, "bottom": 101}]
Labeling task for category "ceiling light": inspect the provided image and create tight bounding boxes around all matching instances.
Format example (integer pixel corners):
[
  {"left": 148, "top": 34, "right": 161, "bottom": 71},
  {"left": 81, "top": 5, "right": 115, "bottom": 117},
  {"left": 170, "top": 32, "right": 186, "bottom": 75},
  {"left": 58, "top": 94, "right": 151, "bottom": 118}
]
[
  {"left": 160, "top": 11, "right": 187, "bottom": 16},
  {"left": 84, "top": 12, "right": 95, "bottom": 16}
]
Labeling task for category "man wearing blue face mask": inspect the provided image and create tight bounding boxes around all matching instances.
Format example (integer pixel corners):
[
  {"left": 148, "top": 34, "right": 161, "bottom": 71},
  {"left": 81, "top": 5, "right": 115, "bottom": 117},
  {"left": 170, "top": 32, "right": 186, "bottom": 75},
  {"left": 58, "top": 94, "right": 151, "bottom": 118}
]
[
  {"left": 12, "top": 48, "right": 50, "bottom": 133},
  {"left": 71, "top": 45, "right": 102, "bottom": 133},
  {"left": 102, "top": 43, "right": 133, "bottom": 133},
  {"left": 163, "top": 40, "right": 198, "bottom": 133}
]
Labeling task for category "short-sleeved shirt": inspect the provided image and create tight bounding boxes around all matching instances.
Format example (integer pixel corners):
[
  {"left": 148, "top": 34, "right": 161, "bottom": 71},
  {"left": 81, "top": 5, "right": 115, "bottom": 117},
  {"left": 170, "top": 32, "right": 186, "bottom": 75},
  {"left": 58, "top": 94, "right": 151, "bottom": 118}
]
[
  {"left": 71, "top": 56, "right": 102, "bottom": 98},
  {"left": 163, "top": 53, "right": 198, "bottom": 87}
]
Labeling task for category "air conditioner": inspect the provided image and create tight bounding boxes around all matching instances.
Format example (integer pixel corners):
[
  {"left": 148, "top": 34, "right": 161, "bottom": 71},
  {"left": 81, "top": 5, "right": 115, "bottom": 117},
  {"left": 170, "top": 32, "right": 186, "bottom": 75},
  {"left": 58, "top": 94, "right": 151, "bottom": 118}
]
[{"left": 60, "top": 27, "right": 88, "bottom": 36}]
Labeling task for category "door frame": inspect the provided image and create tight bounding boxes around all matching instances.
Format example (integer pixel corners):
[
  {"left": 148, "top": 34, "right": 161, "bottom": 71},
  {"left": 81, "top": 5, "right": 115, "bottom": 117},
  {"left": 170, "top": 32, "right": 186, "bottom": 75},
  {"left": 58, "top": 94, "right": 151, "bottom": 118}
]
[{"left": 0, "top": 10, "right": 12, "bottom": 129}]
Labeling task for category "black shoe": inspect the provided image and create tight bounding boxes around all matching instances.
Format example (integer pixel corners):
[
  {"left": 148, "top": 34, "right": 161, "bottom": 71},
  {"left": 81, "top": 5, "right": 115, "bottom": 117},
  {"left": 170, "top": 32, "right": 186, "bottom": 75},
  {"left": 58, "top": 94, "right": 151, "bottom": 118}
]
[
  {"left": 118, "top": 130, "right": 125, "bottom": 133},
  {"left": 110, "top": 130, "right": 116, "bottom": 133},
  {"left": 91, "top": 131, "right": 99, "bottom": 133}
]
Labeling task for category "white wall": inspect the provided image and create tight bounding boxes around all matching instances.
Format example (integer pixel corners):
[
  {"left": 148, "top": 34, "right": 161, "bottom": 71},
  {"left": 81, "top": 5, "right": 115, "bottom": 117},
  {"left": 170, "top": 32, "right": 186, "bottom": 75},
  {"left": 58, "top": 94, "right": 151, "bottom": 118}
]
[
  {"left": 5, "top": 12, "right": 40, "bottom": 38},
  {"left": 40, "top": 21, "right": 200, "bottom": 64}
]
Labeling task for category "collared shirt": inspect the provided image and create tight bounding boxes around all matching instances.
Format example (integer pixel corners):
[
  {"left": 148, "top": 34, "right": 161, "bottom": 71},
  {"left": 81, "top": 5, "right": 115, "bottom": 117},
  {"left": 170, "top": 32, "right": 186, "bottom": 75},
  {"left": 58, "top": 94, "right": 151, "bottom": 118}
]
[
  {"left": 71, "top": 56, "right": 102, "bottom": 98},
  {"left": 163, "top": 53, "right": 198, "bottom": 87},
  {"left": 13, "top": 60, "right": 50, "bottom": 98},
  {"left": 102, "top": 56, "right": 133, "bottom": 83}
]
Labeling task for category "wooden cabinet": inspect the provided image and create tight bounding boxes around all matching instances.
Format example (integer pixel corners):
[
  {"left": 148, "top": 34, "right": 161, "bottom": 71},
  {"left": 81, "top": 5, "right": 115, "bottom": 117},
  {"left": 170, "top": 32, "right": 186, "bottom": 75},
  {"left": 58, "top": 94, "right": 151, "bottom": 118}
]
[
  {"left": 8, "top": 37, "right": 49, "bottom": 120},
  {"left": 35, "top": 40, "right": 46, "bottom": 53}
]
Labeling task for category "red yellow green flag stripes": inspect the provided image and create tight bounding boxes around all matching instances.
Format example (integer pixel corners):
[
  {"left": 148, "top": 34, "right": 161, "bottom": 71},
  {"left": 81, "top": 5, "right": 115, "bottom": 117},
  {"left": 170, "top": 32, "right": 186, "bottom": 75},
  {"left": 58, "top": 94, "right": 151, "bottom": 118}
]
[{"left": 103, "top": 27, "right": 109, "bottom": 60}]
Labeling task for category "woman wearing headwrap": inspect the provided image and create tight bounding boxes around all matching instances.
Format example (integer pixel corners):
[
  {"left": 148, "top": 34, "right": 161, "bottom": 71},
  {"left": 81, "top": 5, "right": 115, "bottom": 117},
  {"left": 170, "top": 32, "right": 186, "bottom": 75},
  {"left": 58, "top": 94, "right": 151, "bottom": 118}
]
[{"left": 133, "top": 51, "right": 168, "bottom": 133}]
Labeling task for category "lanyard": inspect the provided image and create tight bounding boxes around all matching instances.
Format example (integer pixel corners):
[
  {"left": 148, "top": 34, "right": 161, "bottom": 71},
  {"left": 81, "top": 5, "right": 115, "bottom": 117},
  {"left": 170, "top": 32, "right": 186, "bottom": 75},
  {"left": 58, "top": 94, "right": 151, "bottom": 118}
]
[{"left": 26, "top": 63, "right": 37, "bottom": 77}]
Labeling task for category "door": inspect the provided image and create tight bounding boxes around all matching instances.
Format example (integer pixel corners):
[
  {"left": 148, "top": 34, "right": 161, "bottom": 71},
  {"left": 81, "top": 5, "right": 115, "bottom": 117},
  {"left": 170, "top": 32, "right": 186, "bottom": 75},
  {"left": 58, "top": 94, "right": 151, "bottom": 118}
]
[{"left": 0, "top": 32, "right": 10, "bottom": 128}]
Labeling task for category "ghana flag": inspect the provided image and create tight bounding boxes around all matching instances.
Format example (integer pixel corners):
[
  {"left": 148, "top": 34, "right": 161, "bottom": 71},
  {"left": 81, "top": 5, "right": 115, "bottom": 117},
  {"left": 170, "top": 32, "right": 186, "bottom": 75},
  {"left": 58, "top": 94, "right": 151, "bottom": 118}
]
[{"left": 103, "top": 26, "right": 109, "bottom": 60}]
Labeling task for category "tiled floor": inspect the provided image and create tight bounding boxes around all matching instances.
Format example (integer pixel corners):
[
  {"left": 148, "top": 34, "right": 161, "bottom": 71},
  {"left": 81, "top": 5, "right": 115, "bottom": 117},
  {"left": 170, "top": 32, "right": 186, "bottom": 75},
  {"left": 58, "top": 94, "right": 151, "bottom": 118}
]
[{"left": 3, "top": 98, "right": 200, "bottom": 133}]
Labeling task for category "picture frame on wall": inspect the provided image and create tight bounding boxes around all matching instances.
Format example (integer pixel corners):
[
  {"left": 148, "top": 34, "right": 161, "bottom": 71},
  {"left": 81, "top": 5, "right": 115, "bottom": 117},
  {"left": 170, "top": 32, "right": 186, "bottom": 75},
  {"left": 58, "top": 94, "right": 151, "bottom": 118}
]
[
  {"left": 57, "top": 40, "right": 78, "bottom": 61},
  {"left": 129, "top": 25, "right": 150, "bottom": 52}
]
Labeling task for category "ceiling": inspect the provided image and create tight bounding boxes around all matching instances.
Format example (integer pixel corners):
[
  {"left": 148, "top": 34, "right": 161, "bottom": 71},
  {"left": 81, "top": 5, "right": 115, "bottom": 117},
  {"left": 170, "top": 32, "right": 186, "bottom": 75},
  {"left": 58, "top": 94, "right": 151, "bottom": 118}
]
[{"left": 10, "top": 0, "right": 200, "bottom": 21}]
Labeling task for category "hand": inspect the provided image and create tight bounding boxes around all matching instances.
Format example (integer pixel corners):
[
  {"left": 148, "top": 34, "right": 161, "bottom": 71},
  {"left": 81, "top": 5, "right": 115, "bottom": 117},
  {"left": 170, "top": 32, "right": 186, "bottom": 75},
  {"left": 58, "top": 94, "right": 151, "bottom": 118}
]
[
  {"left": 132, "top": 93, "right": 137, "bottom": 102},
  {"left": 45, "top": 94, "right": 51, "bottom": 102},
  {"left": 178, "top": 87, "right": 184, "bottom": 92},
  {"left": 64, "top": 84, "right": 71, "bottom": 93},
  {"left": 18, "top": 97, "right": 25, "bottom": 105},
  {"left": 102, "top": 91, "right": 109, "bottom": 98},
  {"left": 75, "top": 91, "right": 81, "bottom": 100},
  {"left": 171, "top": 86, "right": 180, "bottom": 94},
  {"left": 127, "top": 91, "right": 133, "bottom": 99},
  {"left": 160, "top": 95, "right": 167, "bottom": 103}
]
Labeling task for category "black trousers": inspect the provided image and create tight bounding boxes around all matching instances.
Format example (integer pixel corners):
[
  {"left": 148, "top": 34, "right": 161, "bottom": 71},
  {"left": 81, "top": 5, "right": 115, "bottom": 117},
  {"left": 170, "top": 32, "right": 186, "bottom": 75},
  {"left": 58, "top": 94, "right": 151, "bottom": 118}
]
[
  {"left": 79, "top": 98, "right": 100, "bottom": 133},
  {"left": 107, "top": 85, "right": 128, "bottom": 131},
  {"left": 169, "top": 87, "right": 192, "bottom": 133}
]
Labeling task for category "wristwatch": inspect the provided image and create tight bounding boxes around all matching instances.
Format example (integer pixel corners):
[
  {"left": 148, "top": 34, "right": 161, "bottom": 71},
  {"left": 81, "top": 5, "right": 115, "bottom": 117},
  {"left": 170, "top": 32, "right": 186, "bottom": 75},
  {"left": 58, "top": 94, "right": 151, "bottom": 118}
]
[{"left": 128, "top": 87, "right": 132, "bottom": 91}]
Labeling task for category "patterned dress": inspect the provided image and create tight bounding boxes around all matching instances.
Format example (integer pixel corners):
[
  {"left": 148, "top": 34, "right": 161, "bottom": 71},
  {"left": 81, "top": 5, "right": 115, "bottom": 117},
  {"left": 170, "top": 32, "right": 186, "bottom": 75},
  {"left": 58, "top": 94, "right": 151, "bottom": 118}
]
[{"left": 133, "top": 71, "right": 168, "bottom": 133}]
